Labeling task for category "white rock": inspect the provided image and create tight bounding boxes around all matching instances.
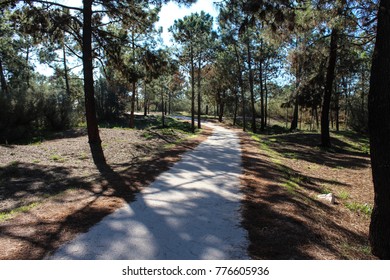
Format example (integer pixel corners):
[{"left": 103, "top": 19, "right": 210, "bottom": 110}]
[{"left": 317, "top": 193, "right": 335, "bottom": 204}]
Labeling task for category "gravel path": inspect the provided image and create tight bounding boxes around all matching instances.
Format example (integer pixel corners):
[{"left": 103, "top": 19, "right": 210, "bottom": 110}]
[{"left": 50, "top": 123, "right": 249, "bottom": 260}]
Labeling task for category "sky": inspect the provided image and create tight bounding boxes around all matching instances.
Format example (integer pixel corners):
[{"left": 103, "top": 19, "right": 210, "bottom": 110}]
[
  {"left": 36, "top": 0, "right": 219, "bottom": 75},
  {"left": 156, "top": 0, "right": 219, "bottom": 45},
  {"left": 57, "top": 0, "right": 219, "bottom": 46}
]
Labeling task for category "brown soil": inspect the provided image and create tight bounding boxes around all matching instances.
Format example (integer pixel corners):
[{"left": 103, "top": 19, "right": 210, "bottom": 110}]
[
  {"left": 239, "top": 130, "right": 375, "bottom": 259},
  {"left": 0, "top": 126, "right": 212, "bottom": 259}
]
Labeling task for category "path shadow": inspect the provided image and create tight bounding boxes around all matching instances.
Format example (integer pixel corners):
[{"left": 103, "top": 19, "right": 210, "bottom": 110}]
[
  {"left": 48, "top": 125, "right": 248, "bottom": 260},
  {"left": 240, "top": 134, "right": 372, "bottom": 260},
  {"left": 263, "top": 133, "right": 370, "bottom": 169},
  {"left": 0, "top": 126, "right": 211, "bottom": 259}
]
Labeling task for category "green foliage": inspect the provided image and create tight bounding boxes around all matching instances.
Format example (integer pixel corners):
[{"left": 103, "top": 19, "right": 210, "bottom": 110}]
[
  {"left": 50, "top": 154, "right": 65, "bottom": 162},
  {"left": 338, "top": 190, "right": 350, "bottom": 200},
  {"left": 0, "top": 202, "right": 40, "bottom": 222},
  {"left": 345, "top": 202, "right": 373, "bottom": 216}
]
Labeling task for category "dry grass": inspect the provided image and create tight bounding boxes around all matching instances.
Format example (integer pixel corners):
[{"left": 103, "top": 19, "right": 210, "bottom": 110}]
[{"left": 239, "top": 130, "right": 375, "bottom": 260}]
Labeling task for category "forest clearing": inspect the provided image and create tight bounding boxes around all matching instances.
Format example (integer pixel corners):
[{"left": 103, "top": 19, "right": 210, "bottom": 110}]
[
  {"left": 0, "top": 0, "right": 389, "bottom": 261},
  {"left": 0, "top": 115, "right": 373, "bottom": 259}
]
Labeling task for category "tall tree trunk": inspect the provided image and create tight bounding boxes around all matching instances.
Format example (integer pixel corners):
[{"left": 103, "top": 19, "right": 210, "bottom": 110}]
[
  {"left": 233, "top": 43, "right": 246, "bottom": 131},
  {"left": 259, "top": 60, "right": 265, "bottom": 131},
  {"left": 190, "top": 45, "right": 195, "bottom": 133},
  {"left": 161, "top": 91, "right": 165, "bottom": 127},
  {"left": 321, "top": 28, "right": 339, "bottom": 147},
  {"left": 291, "top": 39, "right": 300, "bottom": 131},
  {"left": 144, "top": 81, "right": 147, "bottom": 116},
  {"left": 25, "top": 45, "right": 30, "bottom": 87},
  {"left": 233, "top": 87, "right": 238, "bottom": 126},
  {"left": 265, "top": 73, "right": 268, "bottom": 127},
  {"left": 290, "top": 96, "right": 299, "bottom": 130},
  {"left": 0, "top": 57, "right": 8, "bottom": 95},
  {"left": 82, "top": 0, "right": 104, "bottom": 163},
  {"left": 168, "top": 91, "right": 171, "bottom": 115},
  {"left": 315, "top": 107, "right": 319, "bottom": 129},
  {"left": 361, "top": 64, "right": 366, "bottom": 120},
  {"left": 247, "top": 40, "right": 256, "bottom": 133},
  {"left": 197, "top": 56, "right": 201, "bottom": 129},
  {"left": 63, "top": 41, "right": 71, "bottom": 97},
  {"left": 335, "top": 85, "right": 340, "bottom": 132},
  {"left": 219, "top": 91, "right": 225, "bottom": 122},
  {"left": 129, "top": 81, "right": 136, "bottom": 128},
  {"left": 129, "top": 31, "right": 136, "bottom": 128},
  {"left": 368, "top": 0, "right": 390, "bottom": 259}
]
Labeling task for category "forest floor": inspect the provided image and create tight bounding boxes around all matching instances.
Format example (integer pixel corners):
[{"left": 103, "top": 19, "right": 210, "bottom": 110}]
[
  {"left": 238, "top": 124, "right": 375, "bottom": 259},
  {"left": 0, "top": 116, "right": 211, "bottom": 259},
  {"left": 0, "top": 114, "right": 375, "bottom": 260}
]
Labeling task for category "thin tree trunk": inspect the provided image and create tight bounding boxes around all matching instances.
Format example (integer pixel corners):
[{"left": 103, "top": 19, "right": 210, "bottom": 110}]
[
  {"left": 321, "top": 28, "right": 339, "bottom": 147},
  {"left": 219, "top": 91, "right": 225, "bottom": 122},
  {"left": 63, "top": 41, "right": 71, "bottom": 97},
  {"left": 168, "top": 91, "right": 171, "bottom": 115},
  {"left": 144, "top": 81, "right": 147, "bottom": 116},
  {"left": 368, "top": 0, "right": 390, "bottom": 259},
  {"left": 233, "top": 43, "right": 246, "bottom": 131},
  {"left": 25, "top": 45, "right": 30, "bottom": 87},
  {"left": 161, "top": 91, "right": 165, "bottom": 127},
  {"left": 247, "top": 40, "right": 256, "bottom": 133},
  {"left": 336, "top": 85, "right": 340, "bottom": 132},
  {"left": 291, "top": 39, "right": 300, "bottom": 131},
  {"left": 129, "top": 31, "right": 136, "bottom": 128},
  {"left": 233, "top": 87, "right": 238, "bottom": 126},
  {"left": 190, "top": 45, "right": 195, "bottom": 133},
  {"left": 265, "top": 73, "right": 268, "bottom": 128},
  {"left": 259, "top": 60, "right": 265, "bottom": 131},
  {"left": 291, "top": 96, "right": 299, "bottom": 130},
  {"left": 299, "top": 107, "right": 302, "bottom": 130},
  {"left": 197, "top": 56, "right": 201, "bottom": 129},
  {"left": 0, "top": 57, "right": 8, "bottom": 95},
  {"left": 361, "top": 64, "right": 366, "bottom": 120},
  {"left": 82, "top": 0, "right": 104, "bottom": 163}
]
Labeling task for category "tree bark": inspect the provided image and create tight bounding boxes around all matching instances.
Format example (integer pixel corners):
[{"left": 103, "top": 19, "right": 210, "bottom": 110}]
[
  {"left": 197, "top": 56, "right": 201, "bottom": 129},
  {"left": 291, "top": 38, "right": 300, "bottom": 131},
  {"left": 368, "top": 0, "right": 390, "bottom": 259},
  {"left": 233, "top": 87, "right": 238, "bottom": 126},
  {"left": 0, "top": 57, "right": 8, "bottom": 95},
  {"left": 265, "top": 72, "right": 268, "bottom": 127},
  {"left": 233, "top": 43, "right": 246, "bottom": 131},
  {"left": 247, "top": 40, "right": 256, "bottom": 133},
  {"left": 82, "top": 0, "right": 104, "bottom": 163},
  {"left": 335, "top": 86, "right": 340, "bottom": 132},
  {"left": 259, "top": 59, "right": 265, "bottom": 131},
  {"left": 190, "top": 45, "right": 195, "bottom": 133},
  {"left": 161, "top": 91, "right": 165, "bottom": 127},
  {"left": 219, "top": 91, "right": 225, "bottom": 122},
  {"left": 129, "top": 81, "right": 136, "bottom": 128},
  {"left": 168, "top": 91, "right": 171, "bottom": 115},
  {"left": 144, "top": 81, "right": 147, "bottom": 116},
  {"left": 321, "top": 28, "right": 339, "bottom": 147},
  {"left": 290, "top": 96, "right": 299, "bottom": 130},
  {"left": 63, "top": 41, "right": 71, "bottom": 97},
  {"left": 129, "top": 31, "right": 136, "bottom": 128}
]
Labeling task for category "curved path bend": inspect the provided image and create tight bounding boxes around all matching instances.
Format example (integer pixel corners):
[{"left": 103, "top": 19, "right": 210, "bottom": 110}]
[{"left": 50, "top": 122, "right": 249, "bottom": 260}]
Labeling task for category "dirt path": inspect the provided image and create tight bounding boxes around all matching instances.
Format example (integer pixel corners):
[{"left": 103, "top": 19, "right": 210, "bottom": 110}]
[{"left": 49, "top": 123, "right": 249, "bottom": 260}]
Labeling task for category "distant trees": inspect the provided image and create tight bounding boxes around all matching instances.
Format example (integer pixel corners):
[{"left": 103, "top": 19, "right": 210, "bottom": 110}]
[
  {"left": 0, "top": 0, "right": 197, "bottom": 157},
  {"left": 169, "top": 11, "right": 215, "bottom": 132}
]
